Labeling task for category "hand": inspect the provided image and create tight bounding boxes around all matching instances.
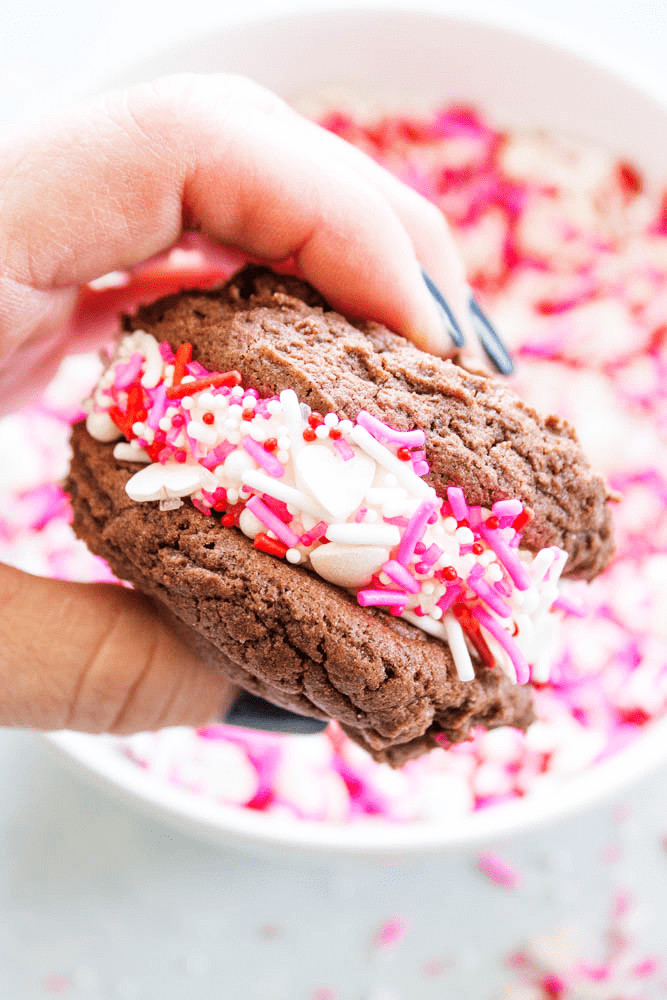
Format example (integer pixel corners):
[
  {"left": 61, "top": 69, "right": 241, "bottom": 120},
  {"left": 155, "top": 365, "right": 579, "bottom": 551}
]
[{"left": 0, "top": 73, "right": 470, "bottom": 734}]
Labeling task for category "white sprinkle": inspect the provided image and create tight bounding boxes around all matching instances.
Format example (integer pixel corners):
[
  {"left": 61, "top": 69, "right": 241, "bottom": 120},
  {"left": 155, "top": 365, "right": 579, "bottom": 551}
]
[
  {"left": 286, "top": 548, "right": 303, "bottom": 564},
  {"left": 159, "top": 497, "right": 184, "bottom": 511},
  {"left": 277, "top": 450, "right": 289, "bottom": 464},
  {"left": 350, "top": 424, "right": 435, "bottom": 499},
  {"left": 431, "top": 606, "right": 443, "bottom": 620},
  {"left": 487, "top": 564, "right": 504, "bottom": 582},
  {"left": 402, "top": 610, "right": 446, "bottom": 637},
  {"left": 231, "top": 385, "right": 244, "bottom": 397},
  {"left": 113, "top": 442, "right": 150, "bottom": 463},
  {"left": 241, "top": 469, "right": 324, "bottom": 518},
  {"left": 198, "top": 392, "right": 216, "bottom": 408},
  {"left": 165, "top": 406, "right": 178, "bottom": 418},
  {"left": 279, "top": 389, "right": 305, "bottom": 455},
  {"left": 86, "top": 410, "right": 122, "bottom": 443},
  {"left": 165, "top": 365, "right": 175, "bottom": 377},
  {"left": 325, "top": 523, "right": 401, "bottom": 546},
  {"left": 338, "top": 419, "right": 353, "bottom": 434},
  {"left": 444, "top": 614, "right": 476, "bottom": 682},
  {"left": 455, "top": 526, "right": 475, "bottom": 545},
  {"left": 278, "top": 436, "right": 290, "bottom": 450},
  {"left": 182, "top": 397, "right": 193, "bottom": 409},
  {"left": 315, "top": 424, "right": 329, "bottom": 439},
  {"left": 158, "top": 417, "right": 171, "bottom": 432},
  {"left": 131, "top": 421, "right": 145, "bottom": 436},
  {"left": 364, "top": 509, "right": 378, "bottom": 523},
  {"left": 227, "top": 488, "right": 239, "bottom": 504},
  {"left": 422, "top": 582, "right": 435, "bottom": 595},
  {"left": 444, "top": 516, "right": 458, "bottom": 533},
  {"left": 324, "top": 412, "right": 339, "bottom": 427},
  {"left": 239, "top": 507, "right": 263, "bottom": 539},
  {"left": 267, "top": 399, "right": 282, "bottom": 415},
  {"left": 242, "top": 396, "right": 256, "bottom": 410},
  {"left": 181, "top": 374, "right": 196, "bottom": 384},
  {"left": 135, "top": 331, "right": 164, "bottom": 388},
  {"left": 228, "top": 431, "right": 241, "bottom": 444}
]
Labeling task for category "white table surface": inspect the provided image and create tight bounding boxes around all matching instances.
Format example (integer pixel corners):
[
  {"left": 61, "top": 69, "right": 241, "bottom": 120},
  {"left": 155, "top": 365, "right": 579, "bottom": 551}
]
[{"left": 2, "top": 2, "right": 667, "bottom": 998}]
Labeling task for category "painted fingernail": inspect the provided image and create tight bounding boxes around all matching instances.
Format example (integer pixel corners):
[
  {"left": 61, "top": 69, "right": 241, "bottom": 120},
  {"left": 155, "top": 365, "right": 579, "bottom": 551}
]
[
  {"left": 421, "top": 268, "right": 466, "bottom": 348},
  {"left": 223, "top": 690, "right": 329, "bottom": 735},
  {"left": 469, "top": 295, "right": 515, "bottom": 375}
]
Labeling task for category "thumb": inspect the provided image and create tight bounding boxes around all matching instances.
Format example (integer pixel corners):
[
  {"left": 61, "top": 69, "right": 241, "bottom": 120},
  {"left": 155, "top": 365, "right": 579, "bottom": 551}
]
[{"left": 0, "top": 564, "right": 234, "bottom": 734}]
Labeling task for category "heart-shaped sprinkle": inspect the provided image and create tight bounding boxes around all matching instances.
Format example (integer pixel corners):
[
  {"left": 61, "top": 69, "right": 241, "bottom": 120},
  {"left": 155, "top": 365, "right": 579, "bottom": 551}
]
[
  {"left": 125, "top": 462, "right": 203, "bottom": 502},
  {"left": 295, "top": 444, "right": 375, "bottom": 521},
  {"left": 309, "top": 543, "right": 389, "bottom": 589}
]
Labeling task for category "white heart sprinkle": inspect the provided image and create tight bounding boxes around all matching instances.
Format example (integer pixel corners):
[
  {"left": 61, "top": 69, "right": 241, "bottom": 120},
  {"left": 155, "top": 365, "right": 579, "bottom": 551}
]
[
  {"left": 295, "top": 444, "right": 375, "bottom": 521},
  {"left": 125, "top": 462, "right": 203, "bottom": 502},
  {"left": 309, "top": 543, "right": 389, "bottom": 589}
]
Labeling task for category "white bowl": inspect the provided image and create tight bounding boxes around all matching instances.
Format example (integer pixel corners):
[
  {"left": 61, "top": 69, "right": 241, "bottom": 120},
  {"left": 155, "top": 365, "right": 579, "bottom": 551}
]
[{"left": 46, "top": 6, "right": 667, "bottom": 860}]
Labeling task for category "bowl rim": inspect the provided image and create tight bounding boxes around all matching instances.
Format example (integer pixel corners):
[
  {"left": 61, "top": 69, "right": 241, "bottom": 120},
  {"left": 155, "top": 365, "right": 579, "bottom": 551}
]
[{"left": 47, "top": 4, "right": 667, "bottom": 858}]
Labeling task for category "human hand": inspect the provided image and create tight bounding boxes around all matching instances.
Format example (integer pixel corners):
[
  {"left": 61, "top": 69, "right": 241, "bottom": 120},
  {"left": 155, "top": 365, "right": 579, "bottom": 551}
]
[{"left": 0, "top": 73, "right": 471, "bottom": 734}]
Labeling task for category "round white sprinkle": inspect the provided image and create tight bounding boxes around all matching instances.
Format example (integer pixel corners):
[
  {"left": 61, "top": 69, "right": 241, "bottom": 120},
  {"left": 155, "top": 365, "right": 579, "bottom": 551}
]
[
  {"left": 444, "top": 516, "right": 458, "bottom": 533},
  {"left": 267, "top": 400, "right": 282, "bottom": 415},
  {"left": 277, "top": 450, "right": 289, "bottom": 464},
  {"left": 338, "top": 419, "right": 353, "bottom": 434},
  {"left": 231, "top": 385, "right": 244, "bottom": 397},
  {"left": 165, "top": 406, "right": 178, "bottom": 418},
  {"left": 164, "top": 365, "right": 175, "bottom": 377},
  {"left": 487, "top": 564, "right": 504, "bottom": 582},
  {"left": 182, "top": 397, "right": 193, "bottom": 409},
  {"left": 286, "top": 548, "right": 303, "bottom": 564},
  {"left": 158, "top": 417, "right": 171, "bottom": 431},
  {"left": 132, "top": 421, "right": 144, "bottom": 436},
  {"left": 227, "top": 488, "right": 239, "bottom": 504},
  {"left": 422, "top": 582, "right": 435, "bottom": 595},
  {"left": 364, "top": 509, "right": 378, "bottom": 523},
  {"left": 480, "top": 550, "right": 496, "bottom": 566},
  {"left": 242, "top": 396, "right": 256, "bottom": 410},
  {"left": 315, "top": 425, "right": 329, "bottom": 439},
  {"left": 199, "top": 392, "right": 216, "bottom": 408},
  {"left": 324, "top": 413, "right": 339, "bottom": 427},
  {"left": 278, "top": 436, "right": 290, "bottom": 450},
  {"left": 431, "top": 607, "right": 443, "bottom": 620},
  {"left": 460, "top": 554, "right": 476, "bottom": 576},
  {"left": 455, "top": 526, "right": 475, "bottom": 545},
  {"left": 227, "top": 431, "right": 241, "bottom": 444},
  {"left": 181, "top": 374, "right": 196, "bottom": 384}
]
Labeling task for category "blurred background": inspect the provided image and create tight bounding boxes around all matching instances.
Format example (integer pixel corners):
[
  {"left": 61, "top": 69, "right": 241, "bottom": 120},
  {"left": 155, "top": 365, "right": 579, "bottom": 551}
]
[{"left": 2, "top": 2, "right": 667, "bottom": 999}]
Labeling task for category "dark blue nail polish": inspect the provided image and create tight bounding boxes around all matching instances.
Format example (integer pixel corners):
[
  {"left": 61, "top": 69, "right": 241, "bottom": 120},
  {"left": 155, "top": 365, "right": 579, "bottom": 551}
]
[
  {"left": 421, "top": 268, "right": 465, "bottom": 348},
  {"left": 224, "top": 690, "right": 329, "bottom": 735},
  {"left": 469, "top": 296, "right": 515, "bottom": 375}
]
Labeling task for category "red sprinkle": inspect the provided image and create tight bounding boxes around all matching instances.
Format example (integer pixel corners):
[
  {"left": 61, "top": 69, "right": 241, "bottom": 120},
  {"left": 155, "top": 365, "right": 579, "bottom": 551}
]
[
  {"left": 512, "top": 508, "right": 532, "bottom": 532},
  {"left": 166, "top": 370, "right": 242, "bottom": 399},
  {"left": 171, "top": 413, "right": 185, "bottom": 427},
  {"left": 457, "top": 518, "right": 470, "bottom": 529},
  {"left": 174, "top": 449, "right": 187, "bottom": 463},
  {"left": 328, "top": 427, "right": 342, "bottom": 440},
  {"left": 221, "top": 513, "right": 235, "bottom": 527},
  {"left": 302, "top": 428, "right": 317, "bottom": 442},
  {"left": 172, "top": 342, "right": 193, "bottom": 386},
  {"left": 308, "top": 412, "right": 324, "bottom": 428},
  {"left": 202, "top": 412, "right": 215, "bottom": 425},
  {"left": 241, "top": 409, "right": 254, "bottom": 421},
  {"left": 254, "top": 532, "right": 288, "bottom": 558},
  {"left": 485, "top": 515, "right": 500, "bottom": 531},
  {"left": 396, "top": 447, "right": 412, "bottom": 462},
  {"left": 443, "top": 566, "right": 458, "bottom": 581},
  {"left": 263, "top": 438, "right": 278, "bottom": 452},
  {"left": 472, "top": 542, "right": 484, "bottom": 555},
  {"left": 453, "top": 604, "right": 495, "bottom": 668}
]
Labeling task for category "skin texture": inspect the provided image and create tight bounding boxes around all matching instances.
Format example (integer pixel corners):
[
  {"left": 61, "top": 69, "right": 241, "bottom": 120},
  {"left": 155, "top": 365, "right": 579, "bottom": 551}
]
[{"left": 0, "top": 73, "right": 474, "bottom": 734}]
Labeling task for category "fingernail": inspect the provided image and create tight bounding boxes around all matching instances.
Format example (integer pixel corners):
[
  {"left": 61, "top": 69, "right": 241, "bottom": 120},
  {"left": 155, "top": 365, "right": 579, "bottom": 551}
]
[
  {"left": 223, "top": 690, "right": 329, "bottom": 735},
  {"left": 421, "top": 268, "right": 466, "bottom": 348},
  {"left": 468, "top": 295, "right": 515, "bottom": 375}
]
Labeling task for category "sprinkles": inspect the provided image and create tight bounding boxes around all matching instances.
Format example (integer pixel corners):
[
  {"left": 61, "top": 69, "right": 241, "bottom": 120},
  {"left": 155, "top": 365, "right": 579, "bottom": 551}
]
[{"left": 86, "top": 329, "right": 572, "bottom": 686}]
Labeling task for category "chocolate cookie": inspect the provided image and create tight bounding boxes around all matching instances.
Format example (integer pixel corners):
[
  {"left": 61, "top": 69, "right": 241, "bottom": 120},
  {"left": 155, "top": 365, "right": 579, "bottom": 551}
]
[{"left": 66, "top": 266, "right": 614, "bottom": 764}]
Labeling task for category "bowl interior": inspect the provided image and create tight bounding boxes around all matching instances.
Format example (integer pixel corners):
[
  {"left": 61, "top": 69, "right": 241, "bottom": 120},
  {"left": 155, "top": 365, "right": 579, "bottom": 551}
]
[{"left": 50, "top": 7, "right": 667, "bottom": 859}]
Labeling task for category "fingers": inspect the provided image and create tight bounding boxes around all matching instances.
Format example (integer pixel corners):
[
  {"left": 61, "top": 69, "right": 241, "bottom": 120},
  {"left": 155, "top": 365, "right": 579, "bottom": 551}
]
[
  {"left": 0, "top": 73, "right": 467, "bottom": 359},
  {"left": 0, "top": 564, "right": 233, "bottom": 734}
]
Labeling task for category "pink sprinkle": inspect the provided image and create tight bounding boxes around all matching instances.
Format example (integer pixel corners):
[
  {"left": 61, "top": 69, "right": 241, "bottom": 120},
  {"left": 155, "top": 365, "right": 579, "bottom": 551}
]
[
  {"left": 192, "top": 498, "right": 211, "bottom": 516},
  {"left": 354, "top": 507, "right": 368, "bottom": 523},
  {"left": 492, "top": 498, "right": 523, "bottom": 518},
  {"left": 246, "top": 496, "right": 300, "bottom": 547},
  {"left": 356, "top": 410, "right": 425, "bottom": 449},
  {"left": 396, "top": 499, "right": 438, "bottom": 565},
  {"left": 477, "top": 852, "right": 520, "bottom": 889},
  {"left": 158, "top": 340, "right": 175, "bottom": 362},
  {"left": 375, "top": 916, "right": 409, "bottom": 949},
  {"left": 468, "top": 506, "right": 482, "bottom": 529},
  {"left": 358, "top": 589, "right": 409, "bottom": 608},
  {"left": 480, "top": 525, "right": 531, "bottom": 590},
  {"left": 578, "top": 963, "right": 611, "bottom": 982},
  {"left": 633, "top": 958, "right": 659, "bottom": 978},
  {"left": 300, "top": 521, "right": 328, "bottom": 546},
  {"left": 146, "top": 383, "right": 167, "bottom": 429},
  {"left": 447, "top": 486, "right": 468, "bottom": 521},
  {"left": 384, "top": 515, "right": 410, "bottom": 527},
  {"left": 552, "top": 594, "right": 587, "bottom": 617},
  {"left": 262, "top": 495, "right": 291, "bottom": 522},
  {"left": 242, "top": 435, "right": 285, "bottom": 478},
  {"left": 313, "top": 989, "right": 336, "bottom": 1000},
  {"left": 471, "top": 605, "right": 530, "bottom": 684},
  {"left": 187, "top": 360, "right": 208, "bottom": 377},
  {"left": 413, "top": 460, "right": 430, "bottom": 477},
  {"left": 114, "top": 352, "right": 143, "bottom": 389},
  {"left": 436, "top": 583, "right": 463, "bottom": 614},
  {"left": 382, "top": 560, "right": 420, "bottom": 593},
  {"left": 201, "top": 441, "right": 236, "bottom": 470},
  {"left": 157, "top": 447, "right": 173, "bottom": 464},
  {"left": 467, "top": 577, "right": 512, "bottom": 618},
  {"left": 420, "top": 543, "right": 443, "bottom": 565},
  {"left": 332, "top": 438, "right": 355, "bottom": 461}
]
